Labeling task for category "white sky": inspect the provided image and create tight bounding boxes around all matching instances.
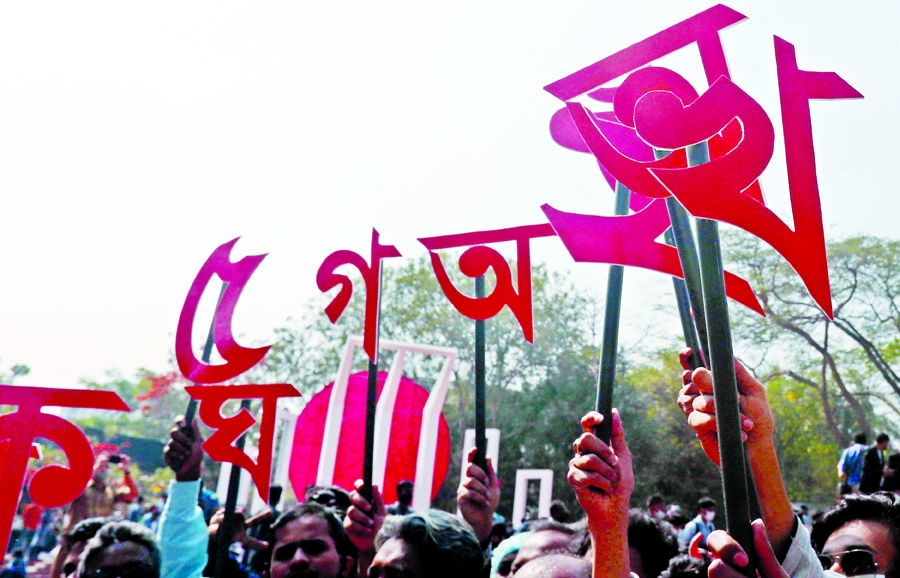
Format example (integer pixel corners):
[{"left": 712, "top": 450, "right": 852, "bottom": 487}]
[{"left": 0, "top": 1, "right": 895, "bottom": 390}]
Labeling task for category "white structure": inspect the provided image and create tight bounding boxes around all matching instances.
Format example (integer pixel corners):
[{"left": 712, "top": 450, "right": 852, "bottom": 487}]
[
  {"left": 459, "top": 428, "right": 501, "bottom": 479},
  {"left": 316, "top": 336, "right": 458, "bottom": 513},
  {"left": 512, "top": 469, "right": 554, "bottom": 529},
  {"left": 216, "top": 406, "right": 298, "bottom": 512},
  {"left": 457, "top": 428, "right": 500, "bottom": 517}
]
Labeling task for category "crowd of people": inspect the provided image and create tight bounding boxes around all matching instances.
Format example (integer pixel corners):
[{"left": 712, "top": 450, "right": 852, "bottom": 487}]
[{"left": 3, "top": 348, "right": 900, "bottom": 578}]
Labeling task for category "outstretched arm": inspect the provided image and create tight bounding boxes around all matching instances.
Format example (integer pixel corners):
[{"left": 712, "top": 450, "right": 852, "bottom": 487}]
[
  {"left": 677, "top": 350, "right": 794, "bottom": 559},
  {"left": 568, "top": 409, "right": 633, "bottom": 578},
  {"left": 159, "top": 417, "right": 208, "bottom": 578}
]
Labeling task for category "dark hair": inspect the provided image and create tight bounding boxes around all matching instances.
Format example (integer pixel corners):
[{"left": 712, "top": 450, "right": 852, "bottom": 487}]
[
  {"left": 878, "top": 433, "right": 891, "bottom": 444},
  {"left": 268, "top": 485, "right": 283, "bottom": 506},
  {"left": 375, "top": 510, "right": 482, "bottom": 578},
  {"left": 270, "top": 503, "right": 356, "bottom": 559},
  {"left": 854, "top": 431, "right": 868, "bottom": 445},
  {"left": 659, "top": 553, "right": 711, "bottom": 578},
  {"left": 697, "top": 497, "right": 716, "bottom": 510},
  {"left": 629, "top": 510, "right": 678, "bottom": 578},
  {"left": 549, "top": 500, "right": 570, "bottom": 523},
  {"left": 647, "top": 494, "right": 666, "bottom": 509},
  {"left": 397, "top": 480, "right": 414, "bottom": 490},
  {"left": 78, "top": 521, "right": 160, "bottom": 578},
  {"left": 64, "top": 517, "right": 108, "bottom": 548},
  {"left": 811, "top": 491, "right": 900, "bottom": 572}
]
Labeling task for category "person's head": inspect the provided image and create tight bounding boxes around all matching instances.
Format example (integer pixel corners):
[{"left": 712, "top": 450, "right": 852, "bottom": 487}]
[
  {"left": 548, "top": 500, "right": 570, "bottom": 524},
  {"left": 628, "top": 509, "right": 678, "bottom": 578},
  {"left": 11, "top": 550, "right": 23, "bottom": 560},
  {"left": 269, "top": 485, "right": 283, "bottom": 508},
  {"left": 646, "top": 494, "right": 667, "bottom": 519},
  {"left": 76, "top": 521, "right": 160, "bottom": 578},
  {"left": 513, "top": 554, "right": 591, "bottom": 578},
  {"left": 658, "top": 553, "right": 710, "bottom": 578},
  {"left": 497, "top": 551, "right": 518, "bottom": 578},
  {"left": 877, "top": 434, "right": 891, "bottom": 451},
  {"left": 510, "top": 521, "right": 576, "bottom": 575},
  {"left": 812, "top": 491, "right": 900, "bottom": 577},
  {"left": 855, "top": 432, "right": 868, "bottom": 445},
  {"left": 491, "top": 521, "right": 508, "bottom": 548},
  {"left": 267, "top": 503, "right": 355, "bottom": 578},
  {"left": 92, "top": 456, "right": 110, "bottom": 484},
  {"left": 371, "top": 509, "right": 482, "bottom": 578},
  {"left": 697, "top": 497, "right": 716, "bottom": 521},
  {"left": 396, "top": 480, "right": 414, "bottom": 506},
  {"left": 491, "top": 531, "right": 531, "bottom": 578},
  {"left": 61, "top": 518, "right": 107, "bottom": 577}
]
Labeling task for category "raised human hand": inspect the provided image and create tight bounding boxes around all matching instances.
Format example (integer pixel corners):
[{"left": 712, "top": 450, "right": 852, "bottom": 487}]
[
  {"left": 164, "top": 417, "right": 204, "bottom": 482},
  {"left": 707, "top": 519, "right": 789, "bottom": 578},
  {"left": 457, "top": 447, "right": 501, "bottom": 543},
  {"left": 568, "top": 409, "right": 634, "bottom": 520},
  {"left": 677, "top": 349, "right": 774, "bottom": 466},
  {"left": 343, "top": 480, "right": 386, "bottom": 554}
]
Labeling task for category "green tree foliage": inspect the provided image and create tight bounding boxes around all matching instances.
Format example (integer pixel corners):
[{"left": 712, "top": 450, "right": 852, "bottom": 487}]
[
  {"left": 766, "top": 374, "right": 839, "bottom": 504},
  {"left": 620, "top": 351, "right": 722, "bottom": 506},
  {"left": 727, "top": 233, "right": 900, "bottom": 501},
  {"left": 728, "top": 234, "right": 900, "bottom": 440}
]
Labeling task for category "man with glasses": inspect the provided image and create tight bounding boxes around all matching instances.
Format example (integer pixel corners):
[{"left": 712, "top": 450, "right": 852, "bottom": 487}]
[
  {"left": 678, "top": 350, "right": 900, "bottom": 578},
  {"left": 812, "top": 492, "right": 900, "bottom": 577}
]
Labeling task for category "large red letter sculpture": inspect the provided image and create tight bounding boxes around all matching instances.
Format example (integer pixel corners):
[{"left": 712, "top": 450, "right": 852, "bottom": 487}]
[
  {"left": 543, "top": 5, "right": 765, "bottom": 315},
  {"left": 545, "top": 4, "right": 861, "bottom": 318},
  {"left": 186, "top": 384, "right": 300, "bottom": 501},
  {"left": 177, "top": 238, "right": 298, "bottom": 501},
  {"left": 0, "top": 386, "right": 129, "bottom": 553},
  {"left": 418, "top": 224, "right": 556, "bottom": 342},
  {"left": 317, "top": 229, "right": 401, "bottom": 362},
  {"left": 176, "top": 237, "right": 271, "bottom": 384}
]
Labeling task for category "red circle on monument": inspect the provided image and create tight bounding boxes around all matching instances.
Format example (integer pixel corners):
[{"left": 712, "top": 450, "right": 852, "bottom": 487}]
[{"left": 289, "top": 370, "right": 451, "bottom": 505}]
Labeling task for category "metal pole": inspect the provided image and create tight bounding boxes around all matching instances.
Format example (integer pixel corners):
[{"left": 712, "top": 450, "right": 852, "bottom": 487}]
[
  {"left": 474, "top": 275, "right": 487, "bottom": 472},
  {"left": 594, "top": 181, "right": 631, "bottom": 443},
  {"left": 692, "top": 142, "right": 755, "bottom": 574}
]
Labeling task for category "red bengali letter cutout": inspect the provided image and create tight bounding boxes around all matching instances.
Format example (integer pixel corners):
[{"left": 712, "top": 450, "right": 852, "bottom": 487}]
[
  {"left": 316, "top": 229, "right": 401, "bottom": 363},
  {"left": 176, "top": 238, "right": 271, "bottom": 384},
  {"left": 0, "top": 386, "right": 129, "bottom": 553},
  {"left": 418, "top": 224, "right": 557, "bottom": 342},
  {"left": 542, "top": 5, "right": 763, "bottom": 314},
  {"left": 185, "top": 384, "right": 300, "bottom": 501},
  {"left": 643, "top": 38, "right": 862, "bottom": 318}
]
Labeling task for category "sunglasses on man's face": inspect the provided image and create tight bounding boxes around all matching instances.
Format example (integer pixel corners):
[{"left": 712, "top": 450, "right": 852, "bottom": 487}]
[
  {"left": 817, "top": 549, "right": 881, "bottom": 576},
  {"left": 83, "top": 562, "right": 157, "bottom": 578}
]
